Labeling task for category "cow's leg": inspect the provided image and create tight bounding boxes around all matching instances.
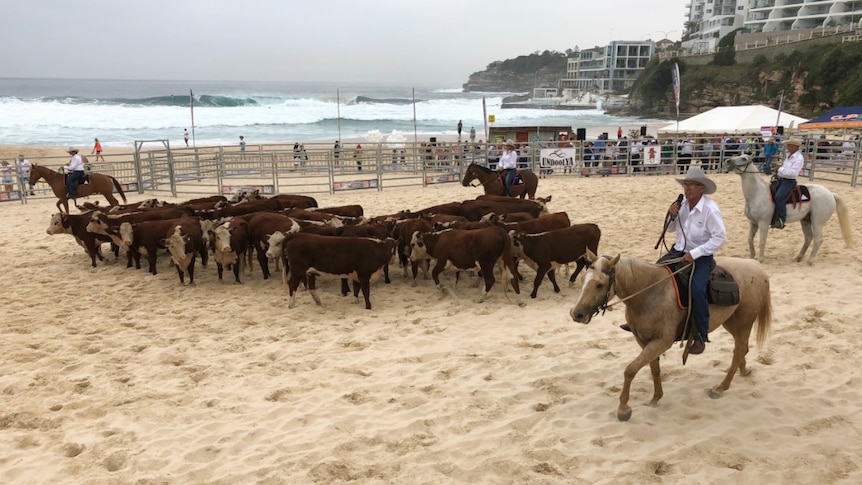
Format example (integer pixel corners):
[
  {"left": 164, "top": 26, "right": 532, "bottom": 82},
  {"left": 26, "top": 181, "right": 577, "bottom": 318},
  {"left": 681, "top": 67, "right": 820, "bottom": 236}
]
[
  {"left": 188, "top": 257, "right": 196, "bottom": 285},
  {"left": 399, "top": 250, "right": 410, "bottom": 278},
  {"left": 569, "top": 259, "right": 588, "bottom": 284},
  {"left": 176, "top": 264, "right": 185, "bottom": 284},
  {"left": 477, "top": 263, "right": 495, "bottom": 302},
  {"left": 233, "top": 256, "right": 242, "bottom": 283},
  {"left": 532, "top": 263, "right": 552, "bottom": 298},
  {"left": 340, "top": 278, "right": 350, "bottom": 296},
  {"left": 287, "top": 273, "right": 302, "bottom": 309},
  {"left": 307, "top": 274, "right": 322, "bottom": 306},
  {"left": 360, "top": 277, "right": 372, "bottom": 310},
  {"left": 258, "top": 246, "right": 271, "bottom": 279},
  {"left": 383, "top": 263, "right": 391, "bottom": 284},
  {"left": 216, "top": 262, "right": 224, "bottom": 281},
  {"left": 546, "top": 268, "right": 560, "bottom": 294},
  {"left": 148, "top": 251, "right": 158, "bottom": 275},
  {"left": 199, "top": 245, "right": 208, "bottom": 268},
  {"left": 432, "top": 260, "right": 447, "bottom": 293},
  {"left": 129, "top": 250, "right": 139, "bottom": 269}
]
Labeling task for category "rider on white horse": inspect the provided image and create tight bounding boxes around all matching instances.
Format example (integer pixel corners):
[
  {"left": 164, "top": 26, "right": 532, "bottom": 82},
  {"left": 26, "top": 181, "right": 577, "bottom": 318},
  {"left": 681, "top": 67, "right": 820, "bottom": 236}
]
[{"left": 771, "top": 137, "right": 805, "bottom": 229}]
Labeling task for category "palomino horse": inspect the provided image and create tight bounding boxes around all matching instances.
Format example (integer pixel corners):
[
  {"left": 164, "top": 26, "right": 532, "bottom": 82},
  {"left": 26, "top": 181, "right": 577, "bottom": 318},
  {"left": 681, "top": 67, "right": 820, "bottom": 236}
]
[
  {"left": 461, "top": 162, "right": 538, "bottom": 199},
  {"left": 725, "top": 155, "right": 852, "bottom": 264},
  {"left": 569, "top": 249, "right": 772, "bottom": 422},
  {"left": 29, "top": 164, "right": 127, "bottom": 214}
]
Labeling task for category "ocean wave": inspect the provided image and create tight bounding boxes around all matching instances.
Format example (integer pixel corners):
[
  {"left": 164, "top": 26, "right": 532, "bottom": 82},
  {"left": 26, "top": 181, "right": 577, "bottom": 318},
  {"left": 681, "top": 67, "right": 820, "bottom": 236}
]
[
  {"left": 31, "top": 94, "right": 260, "bottom": 108},
  {"left": 347, "top": 96, "right": 419, "bottom": 106}
]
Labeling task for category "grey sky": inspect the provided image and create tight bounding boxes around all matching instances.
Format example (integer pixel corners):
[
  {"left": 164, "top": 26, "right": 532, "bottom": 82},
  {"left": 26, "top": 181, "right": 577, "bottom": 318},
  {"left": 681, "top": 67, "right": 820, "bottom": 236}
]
[{"left": 2, "top": 0, "right": 688, "bottom": 86}]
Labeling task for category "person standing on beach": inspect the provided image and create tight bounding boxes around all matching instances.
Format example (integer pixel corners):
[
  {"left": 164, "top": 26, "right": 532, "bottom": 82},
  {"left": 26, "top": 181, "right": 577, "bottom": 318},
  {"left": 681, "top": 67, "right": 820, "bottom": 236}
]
[
  {"left": 497, "top": 139, "right": 518, "bottom": 197},
  {"left": 469, "top": 127, "right": 476, "bottom": 143},
  {"left": 333, "top": 140, "right": 341, "bottom": 165},
  {"left": 184, "top": 129, "right": 190, "bottom": 147},
  {"left": 457, "top": 120, "right": 463, "bottom": 140},
  {"left": 16, "top": 155, "right": 34, "bottom": 195},
  {"left": 354, "top": 144, "right": 363, "bottom": 171},
  {"left": 617, "top": 126, "right": 623, "bottom": 139},
  {"left": 239, "top": 136, "right": 246, "bottom": 160},
  {"left": 92, "top": 138, "right": 104, "bottom": 162}
]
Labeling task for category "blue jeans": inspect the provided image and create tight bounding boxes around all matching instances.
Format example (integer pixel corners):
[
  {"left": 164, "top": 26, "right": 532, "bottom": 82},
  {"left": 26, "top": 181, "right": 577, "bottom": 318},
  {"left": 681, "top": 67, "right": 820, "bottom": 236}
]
[
  {"left": 502, "top": 168, "right": 516, "bottom": 196},
  {"left": 690, "top": 255, "right": 714, "bottom": 342},
  {"left": 773, "top": 178, "right": 796, "bottom": 223},
  {"left": 761, "top": 155, "right": 773, "bottom": 175},
  {"left": 67, "top": 170, "right": 84, "bottom": 198}
]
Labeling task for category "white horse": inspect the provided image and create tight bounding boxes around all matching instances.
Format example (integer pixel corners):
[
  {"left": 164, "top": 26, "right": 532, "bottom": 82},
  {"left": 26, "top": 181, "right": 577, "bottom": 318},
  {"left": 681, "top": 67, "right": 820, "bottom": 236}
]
[{"left": 725, "top": 156, "right": 853, "bottom": 265}]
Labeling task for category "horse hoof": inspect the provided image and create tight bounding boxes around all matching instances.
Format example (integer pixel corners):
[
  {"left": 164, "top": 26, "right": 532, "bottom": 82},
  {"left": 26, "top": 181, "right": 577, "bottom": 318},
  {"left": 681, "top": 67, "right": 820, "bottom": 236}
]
[
  {"left": 708, "top": 389, "right": 723, "bottom": 399},
  {"left": 617, "top": 409, "right": 632, "bottom": 422}
]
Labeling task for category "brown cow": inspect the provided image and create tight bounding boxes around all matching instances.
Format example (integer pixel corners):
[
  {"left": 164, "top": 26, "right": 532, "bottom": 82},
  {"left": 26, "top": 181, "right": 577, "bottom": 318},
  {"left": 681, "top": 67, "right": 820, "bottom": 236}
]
[
  {"left": 393, "top": 218, "right": 433, "bottom": 285},
  {"left": 243, "top": 212, "right": 301, "bottom": 279},
  {"left": 283, "top": 233, "right": 396, "bottom": 310},
  {"left": 409, "top": 226, "right": 523, "bottom": 305},
  {"left": 511, "top": 223, "right": 601, "bottom": 298},
  {"left": 500, "top": 211, "right": 570, "bottom": 234},
  {"left": 270, "top": 194, "right": 318, "bottom": 209},
  {"left": 120, "top": 217, "right": 206, "bottom": 275},
  {"left": 163, "top": 219, "right": 207, "bottom": 284},
  {"left": 460, "top": 199, "right": 547, "bottom": 221},
  {"left": 212, "top": 218, "right": 251, "bottom": 283},
  {"left": 46, "top": 212, "right": 116, "bottom": 267},
  {"left": 313, "top": 204, "right": 364, "bottom": 218}
]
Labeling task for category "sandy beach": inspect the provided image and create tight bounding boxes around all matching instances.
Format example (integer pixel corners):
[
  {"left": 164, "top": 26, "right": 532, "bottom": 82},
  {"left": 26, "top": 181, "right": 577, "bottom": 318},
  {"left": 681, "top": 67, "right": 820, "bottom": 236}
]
[{"left": 1, "top": 162, "right": 861, "bottom": 483}]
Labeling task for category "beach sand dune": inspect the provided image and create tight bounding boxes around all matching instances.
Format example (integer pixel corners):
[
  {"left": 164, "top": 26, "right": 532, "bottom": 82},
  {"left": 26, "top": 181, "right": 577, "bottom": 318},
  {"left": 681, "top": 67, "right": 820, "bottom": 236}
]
[{"left": 1, "top": 172, "right": 861, "bottom": 484}]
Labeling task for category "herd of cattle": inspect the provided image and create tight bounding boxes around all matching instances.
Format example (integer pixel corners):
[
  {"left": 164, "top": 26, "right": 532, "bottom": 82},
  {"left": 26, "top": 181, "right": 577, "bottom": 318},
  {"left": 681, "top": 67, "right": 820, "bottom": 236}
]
[{"left": 46, "top": 191, "right": 602, "bottom": 309}]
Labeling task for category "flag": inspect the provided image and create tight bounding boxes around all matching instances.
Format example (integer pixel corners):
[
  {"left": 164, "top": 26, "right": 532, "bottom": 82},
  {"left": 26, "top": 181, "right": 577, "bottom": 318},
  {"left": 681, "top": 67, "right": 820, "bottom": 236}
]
[
  {"left": 189, "top": 89, "right": 196, "bottom": 147},
  {"left": 672, "top": 63, "right": 681, "bottom": 119},
  {"left": 483, "top": 97, "right": 488, "bottom": 142}
]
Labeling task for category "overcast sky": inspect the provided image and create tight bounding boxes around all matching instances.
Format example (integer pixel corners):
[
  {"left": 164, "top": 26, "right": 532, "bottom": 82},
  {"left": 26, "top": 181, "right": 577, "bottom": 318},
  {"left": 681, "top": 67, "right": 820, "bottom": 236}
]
[{"left": 1, "top": 0, "right": 688, "bottom": 86}]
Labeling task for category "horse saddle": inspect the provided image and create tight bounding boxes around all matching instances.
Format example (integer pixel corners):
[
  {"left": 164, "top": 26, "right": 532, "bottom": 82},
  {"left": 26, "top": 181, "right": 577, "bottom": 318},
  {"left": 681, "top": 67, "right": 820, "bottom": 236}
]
[
  {"left": 64, "top": 173, "right": 90, "bottom": 186},
  {"left": 660, "top": 257, "right": 740, "bottom": 309},
  {"left": 770, "top": 180, "right": 810, "bottom": 206},
  {"left": 512, "top": 173, "right": 525, "bottom": 186}
]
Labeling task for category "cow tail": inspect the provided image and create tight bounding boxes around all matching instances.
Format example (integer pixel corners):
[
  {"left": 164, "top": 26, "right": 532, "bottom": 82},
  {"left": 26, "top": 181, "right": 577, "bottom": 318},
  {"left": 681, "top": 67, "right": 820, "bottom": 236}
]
[{"left": 111, "top": 176, "right": 128, "bottom": 203}]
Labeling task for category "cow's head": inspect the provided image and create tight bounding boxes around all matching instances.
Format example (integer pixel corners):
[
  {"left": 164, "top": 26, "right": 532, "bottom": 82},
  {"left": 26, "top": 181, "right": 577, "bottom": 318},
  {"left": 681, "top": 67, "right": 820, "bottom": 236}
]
[
  {"left": 509, "top": 230, "right": 527, "bottom": 258},
  {"left": 118, "top": 222, "right": 135, "bottom": 250},
  {"left": 535, "top": 195, "right": 552, "bottom": 215},
  {"left": 46, "top": 213, "right": 69, "bottom": 235},
  {"left": 213, "top": 224, "right": 233, "bottom": 253},
  {"left": 164, "top": 225, "right": 190, "bottom": 261},
  {"left": 265, "top": 231, "right": 286, "bottom": 261},
  {"left": 409, "top": 232, "right": 428, "bottom": 261}
]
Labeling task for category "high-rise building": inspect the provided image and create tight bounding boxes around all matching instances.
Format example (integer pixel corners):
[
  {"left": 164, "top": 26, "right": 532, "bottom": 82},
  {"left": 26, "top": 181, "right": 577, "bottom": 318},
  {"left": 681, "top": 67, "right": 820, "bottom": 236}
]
[
  {"left": 684, "top": 0, "right": 750, "bottom": 53},
  {"left": 746, "top": 0, "right": 862, "bottom": 32},
  {"left": 560, "top": 41, "right": 656, "bottom": 93}
]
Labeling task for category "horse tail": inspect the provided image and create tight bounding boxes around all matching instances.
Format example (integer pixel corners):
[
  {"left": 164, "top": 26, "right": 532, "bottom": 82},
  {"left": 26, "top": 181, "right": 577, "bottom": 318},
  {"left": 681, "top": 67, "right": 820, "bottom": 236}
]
[
  {"left": 754, "top": 276, "right": 772, "bottom": 350},
  {"left": 110, "top": 176, "right": 128, "bottom": 204},
  {"left": 834, "top": 194, "right": 853, "bottom": 248}
]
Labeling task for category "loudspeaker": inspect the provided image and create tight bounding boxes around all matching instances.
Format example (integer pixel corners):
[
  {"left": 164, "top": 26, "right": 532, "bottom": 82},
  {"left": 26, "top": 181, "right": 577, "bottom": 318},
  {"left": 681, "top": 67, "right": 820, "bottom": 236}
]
[
  {"left": 777, "top": 126, "right": 784, "bottom": 135},
  {"left": 576, "top": 128, "right": 586, "bottom": 141},
  {"left": 430, "top": 137, "right": 437, "bottom": 144},
  {"left": 640, "top": 125, "right": 647, "bottom": 136}
]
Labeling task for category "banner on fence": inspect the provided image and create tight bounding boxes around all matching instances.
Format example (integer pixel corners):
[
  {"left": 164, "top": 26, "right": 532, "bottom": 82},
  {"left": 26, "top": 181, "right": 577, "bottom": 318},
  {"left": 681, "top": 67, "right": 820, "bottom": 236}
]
[
  {"left": 539, "top": 148, "right": 578, "bottom": 168},
  {"left": 333, "top": 179, "right": 378, "bottom": 191},
  {"left": 425, "top": 174, "right": 460, "bottom": 185},
  {"left": 222, "top": 185, "right": 275, "bottom": 195},
  {"left": 0, "top": 190, "right": 21, "bottom": 202}
]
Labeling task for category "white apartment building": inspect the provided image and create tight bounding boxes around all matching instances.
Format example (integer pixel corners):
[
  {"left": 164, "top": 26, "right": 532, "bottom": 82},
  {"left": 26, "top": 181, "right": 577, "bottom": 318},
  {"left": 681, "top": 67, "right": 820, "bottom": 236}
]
[
  {"left": 559, "top": 41, "right": 655, "bottom": 93},
  {"left": 685, "top": 0, "right": 749, "bottom": 53},
  {"left": 746, "top": 0, "right": 862, "bottom": 32},
  {"left": 685, "top": 1, "right": 862, "bottom": 53}
]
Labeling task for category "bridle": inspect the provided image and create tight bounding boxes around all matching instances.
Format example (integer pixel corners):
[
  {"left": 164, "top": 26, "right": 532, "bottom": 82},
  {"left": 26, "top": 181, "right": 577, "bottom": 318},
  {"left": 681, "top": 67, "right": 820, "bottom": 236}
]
[
  {"left": 586, "top": 257, "right": 692, "bottom": 320},
  {"left": 728, "top": 155, "right": 755, "bottom": 174},
  {"left": 467, "top": 166, "right": 499, "bottom": 188}
]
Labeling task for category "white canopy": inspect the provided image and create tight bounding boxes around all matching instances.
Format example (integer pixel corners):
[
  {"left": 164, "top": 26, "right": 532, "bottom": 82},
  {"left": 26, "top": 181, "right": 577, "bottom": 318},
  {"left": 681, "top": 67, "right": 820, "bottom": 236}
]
[{"left": 657, "top": 105, "right": 808, "bottom": 135}]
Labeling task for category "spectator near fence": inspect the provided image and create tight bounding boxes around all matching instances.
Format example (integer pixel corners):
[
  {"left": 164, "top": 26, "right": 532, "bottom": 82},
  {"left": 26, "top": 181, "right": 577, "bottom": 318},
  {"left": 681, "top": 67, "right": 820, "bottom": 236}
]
[
  {"left": 1, "top": 160, "right": 13, "bottom": 192},
  {"left": 16, "top": 155, "right": 34, "bottom": 195}
]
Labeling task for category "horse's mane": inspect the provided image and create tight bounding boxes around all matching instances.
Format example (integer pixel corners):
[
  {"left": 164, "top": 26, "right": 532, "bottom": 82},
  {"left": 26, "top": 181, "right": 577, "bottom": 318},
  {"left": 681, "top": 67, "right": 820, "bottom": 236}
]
[{"left": 471, "top": 163, "right": 494, "bottom": 173}]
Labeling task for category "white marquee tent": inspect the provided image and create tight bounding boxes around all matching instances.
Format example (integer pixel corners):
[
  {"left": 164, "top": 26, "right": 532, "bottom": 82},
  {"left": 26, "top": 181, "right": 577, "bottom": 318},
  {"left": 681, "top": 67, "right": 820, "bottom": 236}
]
[{"left": 657, "top": 105, "right": 808, "bottom": 135}]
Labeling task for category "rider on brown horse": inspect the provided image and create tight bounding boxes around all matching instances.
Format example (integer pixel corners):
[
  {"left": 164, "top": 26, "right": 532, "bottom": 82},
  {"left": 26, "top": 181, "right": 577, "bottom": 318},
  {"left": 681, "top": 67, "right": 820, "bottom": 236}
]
[{"left": 64, "top": 147, "right": 87, "bottom": 200}]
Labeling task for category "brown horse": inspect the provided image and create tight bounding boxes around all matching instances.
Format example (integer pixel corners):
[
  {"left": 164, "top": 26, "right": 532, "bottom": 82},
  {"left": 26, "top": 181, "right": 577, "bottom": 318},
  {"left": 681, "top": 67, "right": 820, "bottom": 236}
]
[
  {"left": 461, "top": 162, "right": 538, "bottom": 199},
  {"left": 569, "top": 249, "right": 772, "bottom": 422},
  {"left": 29, "top": 163, "right": 127, "bottom": 214}
]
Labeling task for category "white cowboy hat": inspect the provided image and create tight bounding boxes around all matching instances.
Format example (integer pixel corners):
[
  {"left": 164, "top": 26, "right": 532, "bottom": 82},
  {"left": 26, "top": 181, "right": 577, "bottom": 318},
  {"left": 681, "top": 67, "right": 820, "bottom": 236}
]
[
  {"left": 505, "top": 139, "right": 516, "bottom": 147},
  {"left": 66, "top": 147, "right": 79, "bottom": 153},
  {"left": 783, "top": 137, "right": 803, "bottom": 147},
  {"left": 676, "top": 167, "right": 716, "bottom": 194}
]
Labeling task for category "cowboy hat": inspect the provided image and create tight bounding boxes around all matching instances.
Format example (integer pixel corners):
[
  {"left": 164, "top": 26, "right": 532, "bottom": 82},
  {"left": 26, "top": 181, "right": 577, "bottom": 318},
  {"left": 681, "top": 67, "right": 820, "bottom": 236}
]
[
  {"left": 504, "top": 139, "right": 516, "bottom": 147},
  {"left": 66, "top": 147, "right": 79, "bottom": 153},
  {"left": 676, "top": 167, "right": 716, "bottom": 194},
  {"left": 783, "top": 137, "right": 803, "bottom": 147}
]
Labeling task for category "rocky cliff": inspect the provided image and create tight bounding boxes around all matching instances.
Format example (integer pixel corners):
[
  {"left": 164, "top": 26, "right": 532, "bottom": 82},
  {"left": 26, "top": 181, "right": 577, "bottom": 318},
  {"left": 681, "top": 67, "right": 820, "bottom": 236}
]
[{"left": 462, "top": 52, "right": 568, "bottom": 92}]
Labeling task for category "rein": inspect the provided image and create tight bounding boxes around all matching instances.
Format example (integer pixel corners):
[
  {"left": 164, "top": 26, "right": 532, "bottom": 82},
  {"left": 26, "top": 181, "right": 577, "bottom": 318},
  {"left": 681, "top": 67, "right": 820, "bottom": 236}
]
[
  {"left": 590, "top": 258, "right": 692, "bottom": 318},
  {"left": 468, "top": 167, "right": 499, "bottom": 188}
]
